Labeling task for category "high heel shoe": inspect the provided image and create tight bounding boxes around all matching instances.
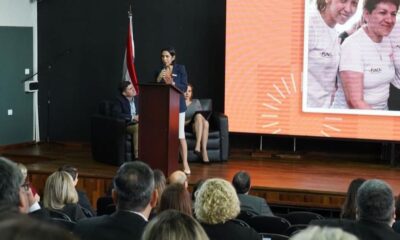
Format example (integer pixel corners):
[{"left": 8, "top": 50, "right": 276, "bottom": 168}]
[{"left": 194, "top": 150, "right": 202, "bottom": 158}]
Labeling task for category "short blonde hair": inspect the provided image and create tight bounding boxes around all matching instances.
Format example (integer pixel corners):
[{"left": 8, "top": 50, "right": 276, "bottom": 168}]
[
  {"left": 194, "top": 178, "right": 240, "bottom": 224},
  {"left": 290, "top": 226, "right": 359, "bottom": 240},
  {"left": 17, "top": 163, "right": 28, "bottom": 182},
  {"left": 43, "top": 171, "right": 78, "bottom": 210}
]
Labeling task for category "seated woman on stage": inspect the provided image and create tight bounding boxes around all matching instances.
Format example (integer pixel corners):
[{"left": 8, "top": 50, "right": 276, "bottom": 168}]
[
  {"left": 184, "top": 84, "right": 210, "bottom": 163},
  {"left": 43, "top": 170, "right": 86, "bottom": 222}
]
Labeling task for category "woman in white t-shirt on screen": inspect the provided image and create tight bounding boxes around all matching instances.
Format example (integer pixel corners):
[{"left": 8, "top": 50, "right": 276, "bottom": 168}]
[
  {"left": 332, "top": 0, "right": 399, "bottom": 110},
  {"left": 307, "top": 0, "right": 359, "bottom": 108}
]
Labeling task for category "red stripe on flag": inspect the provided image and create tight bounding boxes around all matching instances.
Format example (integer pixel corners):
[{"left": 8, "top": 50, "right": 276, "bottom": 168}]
[{"left": 126, "top": 19, "right": 139, "bottom": 94}]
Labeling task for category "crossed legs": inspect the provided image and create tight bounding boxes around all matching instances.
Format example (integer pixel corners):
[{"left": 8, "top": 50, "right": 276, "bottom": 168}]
[{"left": 193, "top": 114, "right": 209, "bottom": 162}]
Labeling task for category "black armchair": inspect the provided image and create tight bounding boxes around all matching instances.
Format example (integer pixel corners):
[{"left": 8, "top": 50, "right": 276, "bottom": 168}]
[
  {"left": 185, "top": 99, "right": 229, "bottom": 162},
  {"left": 91, "top": 100, "right": 133, "bottom": 166}
]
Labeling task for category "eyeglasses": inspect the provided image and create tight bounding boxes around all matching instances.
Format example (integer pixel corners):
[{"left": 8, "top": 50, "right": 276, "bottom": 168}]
[{"left": 21, "top": 182, "right": 30, "bottom": 192}]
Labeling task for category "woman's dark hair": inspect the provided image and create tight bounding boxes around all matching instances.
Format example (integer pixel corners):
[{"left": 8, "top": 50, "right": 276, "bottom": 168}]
[
  {"left": 316, "top": 0, "right": 327, "bottom": 12},
  {"left": 341, "top": 178, "right": 366, "bottom": 219},
  {"left": 161, "top": 46, "right": 176, "bottom": 64},
  {"left": 364, "top": 0, "right": 400, "bottom": 13},
  {"left": 159, "top": 183, "right": 192, "bottom": 216},
  {"left": 187, "top": 83, "right": 194, "bottom": 100}
]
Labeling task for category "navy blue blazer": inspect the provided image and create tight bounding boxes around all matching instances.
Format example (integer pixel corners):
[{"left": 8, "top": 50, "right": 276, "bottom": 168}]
[
  {"left": 156, "top": 64, "right": 188, "bottom": 113},
  {"left": 113, "top": 94, "right": 139, "bottom": 123}
]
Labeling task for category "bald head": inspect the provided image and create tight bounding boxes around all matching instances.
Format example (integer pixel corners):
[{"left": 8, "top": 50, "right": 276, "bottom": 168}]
[{"left": 168, "top": 171, "right": 188, "bottom": 188}]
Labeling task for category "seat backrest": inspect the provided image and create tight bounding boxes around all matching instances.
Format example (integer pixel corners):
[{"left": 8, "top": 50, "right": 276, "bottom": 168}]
[
  {"left": 284, "top": 211, "right": 324, "bottom": 225},
  {"left": 237, "top": 210, "right": 259, "bottom": 224},
  {"left": 98, "top": 100, "right": 115, "bottom": 116},
  {"left": 260, "top": 233, "right": 289, "bottom": 240},
  {"left": 47, "top": 209, "right": 72, "bottom": 222},
  {"left": 198, "top": 99, "right": 212, "bottom": 111},
  {"left": 248, "top": 215, "right": 291, "bottom": 234}
]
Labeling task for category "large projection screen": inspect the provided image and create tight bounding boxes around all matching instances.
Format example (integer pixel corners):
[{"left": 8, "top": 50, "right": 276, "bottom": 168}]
[{"left": 225, "top": 0, "right": 400, "bottom": 141}]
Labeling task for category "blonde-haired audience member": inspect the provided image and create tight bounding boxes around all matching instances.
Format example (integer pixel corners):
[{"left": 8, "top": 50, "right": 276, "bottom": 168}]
[
  {"left": 194, "top": 178, "right": 260, "bottom": 240},
  {"left": 143, "top": 210, "right": 209, "bottom": 240},
  {"left": 290, "top": 226, "right": 358, "bottom": 240},
  {"left": 43, "top": 171, "right": 86, "bottom": 222},
  {"left": 17, "top": 163, "right": 40, "bottom": 203}
]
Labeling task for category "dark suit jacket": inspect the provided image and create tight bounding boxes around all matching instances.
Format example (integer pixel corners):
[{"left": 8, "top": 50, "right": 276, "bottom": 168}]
[
  {"left": 311, "top": 218, "right": 400, "bottom": 240},
  {"left": 155, "top": 64, "right": 188, "bottom": 113},
  {"left": 238, "top": 194, "right": 273, "bottom": 216},
  {"left": 73, "top": 211, "right": 147, "bottom": 240},
  {"left": 113, "top": 94, "right": 139, "bottom": 123},
  {"left": 201, "top": 220, "right": 261, "bottom": 240}
]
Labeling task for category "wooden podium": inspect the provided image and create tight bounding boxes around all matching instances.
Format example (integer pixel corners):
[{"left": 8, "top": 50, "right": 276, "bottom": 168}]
[{"left": 138, "top": 83, "right": 182, "bottom": 176}]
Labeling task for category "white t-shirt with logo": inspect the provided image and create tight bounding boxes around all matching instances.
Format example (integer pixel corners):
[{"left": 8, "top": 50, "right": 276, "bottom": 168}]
[
  {"left": 389, "top": 22, "right": 400, "bottom": 89},
  {"left": 307, "top": 10, "right": 340, "bottom": 108},
  {"left": 332, "top": 28, "right": 394, "bottom": 110}
]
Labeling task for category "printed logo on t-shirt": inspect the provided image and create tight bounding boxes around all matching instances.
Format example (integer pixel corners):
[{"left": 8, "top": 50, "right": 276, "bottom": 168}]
[
  {"left": 369, "top": 67, "right": 382, "bottom": 73},
  {"left": 320, "top": 51, "right": 333, "bottom": 58}
]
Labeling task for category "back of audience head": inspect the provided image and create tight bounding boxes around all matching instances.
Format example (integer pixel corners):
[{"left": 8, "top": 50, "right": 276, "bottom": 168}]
[
  {"left": 290, "top": 226, "right": 358, "bottom": 240},
  {"left": 153, "top": 169, "right": 166, "bottom": 203},
  {"left": 232, "top": 170, "right": 251, "bottom": 194},
  {"left": 0, "top": 157, "right": 28, "bottom": 213},
  {"left": 159, "top": 183, "right": 192, "bottom": 216},
  {"left": 341, "top": 178, "right": 366, "bottom": 219},
  {"left": 113, "top": 161, "right": 156, "bottom": 213},
  {"left": 168, "top": 170, "right": 188, "bottom": 188},
  {"left": 194, "top": 178, "right": 240, "bottom": 224},
  {"left": 356, "top": 179, "right": 395, "bottom": 225},
  {"left": 0, "top": 214, "right": 77, "bottom": 240},
  {"left": 43, "top": 170, "right": 78, "bottom": 210},
  {"left": 58, "top": 165, "right": 79, "bottom": 186},
  {"left": 142, "top": 209, "right": 209, "bottom": 240}
]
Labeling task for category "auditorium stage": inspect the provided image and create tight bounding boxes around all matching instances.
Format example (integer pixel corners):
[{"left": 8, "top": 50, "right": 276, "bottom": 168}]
[{"left": 2, "top": 143, "right": 400, "bottom": 213}]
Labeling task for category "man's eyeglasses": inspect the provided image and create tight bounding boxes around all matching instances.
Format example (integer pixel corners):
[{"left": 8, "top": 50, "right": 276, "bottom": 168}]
[{"left": 21, "top": 182, "right": 30, "bottom": 192}]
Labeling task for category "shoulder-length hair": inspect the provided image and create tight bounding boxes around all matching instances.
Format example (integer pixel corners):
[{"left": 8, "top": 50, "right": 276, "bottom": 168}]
[
  {"left": 43, "top": 171, "right": 78, "bottom": 210},
  {"left": 159, "top": 183, "right": 192, "bottom": 216}
]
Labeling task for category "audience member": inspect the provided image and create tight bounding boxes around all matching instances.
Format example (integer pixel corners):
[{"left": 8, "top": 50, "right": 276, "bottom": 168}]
[
  {"left": 290, "top": 226, "right": 358, "bottom": 240},
  {"left": 142, "top": 209, "right": 209, "bottom": 240},
  {"left": 149, "top": 169, "right": 166, "bottom": 219},
  {"left": 113, "top": 80, "right": 139, "bottom": 160},
  {"left": 74, "top": 161, "right": 157, "bottom": 240},
  {"left": 0, "top": 213, "right": 77, "bottom": 240},
  {"left": 59, "top": 164, "right": 95, "bottom": 216},
  {"left": 43, "top": 171, "right": 86, "bottom": 222},
  {"left": 0, "top": 157, "right": 41, "bottom": 215},
  {"left": 168, "top": 170, "right": 188, "bottom": 188},
  {"left": 341, "top": 178, "right": 366, "bottom": 220},
  {"left": 17, "top": 162, "right": 40, "bottom": 203},
  {"left": 312, "top": 179, "right": 400, "bottom": 240},
  {"left": 232, "top": 171, "right": 273, "bottom": 216},
  {"left": 159, "top": 183, "right": 192, "bottom": 216},
  {"left": 194, "top": 178, "right": 261, "bottom": 240}
]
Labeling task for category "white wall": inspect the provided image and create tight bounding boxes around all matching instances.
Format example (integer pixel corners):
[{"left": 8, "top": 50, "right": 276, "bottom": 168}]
[{"left": 0, "top": 0, "right": 39, "bottom": 142}]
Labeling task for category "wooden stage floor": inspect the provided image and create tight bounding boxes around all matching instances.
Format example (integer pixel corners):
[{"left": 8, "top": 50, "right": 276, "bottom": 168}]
[{"left": 2, "top": 143, "right": 400, "bottom": 211}]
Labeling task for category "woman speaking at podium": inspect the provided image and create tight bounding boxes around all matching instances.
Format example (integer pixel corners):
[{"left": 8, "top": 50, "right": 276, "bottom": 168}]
[{"left": 156, "top": 47, "right": 190, "bottom": 175}]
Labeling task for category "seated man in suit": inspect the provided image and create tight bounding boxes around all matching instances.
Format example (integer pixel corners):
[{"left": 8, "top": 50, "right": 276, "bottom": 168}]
[
  {"left": 74, "top": 161, "right": 158, "bottom": 240},
  {"left": 113, "top": 81, "right": 139, "bottom": 160},
  {"left": 0, "top": 157, "right": 47, "bottom": 219},
  {"left": 312, "top": 179, "right": 400, "bottom": 240},
  {"left": 232, "top": 171, "right": 273, "bottom": 216}
]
